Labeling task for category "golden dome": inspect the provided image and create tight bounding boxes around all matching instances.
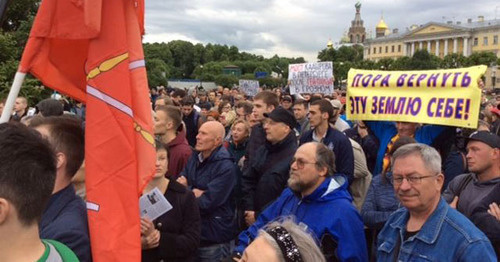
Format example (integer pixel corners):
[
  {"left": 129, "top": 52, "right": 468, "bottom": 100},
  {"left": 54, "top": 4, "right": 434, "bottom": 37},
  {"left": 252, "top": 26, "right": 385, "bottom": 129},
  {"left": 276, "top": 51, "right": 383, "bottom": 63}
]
[
  {"left": 376, "top": 17, "right": 388, "bottom": 30},
  {"left": 327, "top": 39, "right": 333, "bottom": 48}
]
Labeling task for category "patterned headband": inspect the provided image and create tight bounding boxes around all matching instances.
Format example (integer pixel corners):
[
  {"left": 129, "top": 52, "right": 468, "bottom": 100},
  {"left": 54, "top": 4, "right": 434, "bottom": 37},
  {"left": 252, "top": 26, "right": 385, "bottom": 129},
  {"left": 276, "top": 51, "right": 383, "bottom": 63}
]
[{"left": 266, "top": 226, "right": 304, "bottom": 262}]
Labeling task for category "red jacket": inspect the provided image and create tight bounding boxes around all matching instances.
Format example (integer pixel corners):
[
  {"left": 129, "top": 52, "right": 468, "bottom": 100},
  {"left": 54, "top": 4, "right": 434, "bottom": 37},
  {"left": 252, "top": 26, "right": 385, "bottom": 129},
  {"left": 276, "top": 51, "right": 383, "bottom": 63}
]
[{"left": 166, "top": 132, "right": 193, "bottom": 179}]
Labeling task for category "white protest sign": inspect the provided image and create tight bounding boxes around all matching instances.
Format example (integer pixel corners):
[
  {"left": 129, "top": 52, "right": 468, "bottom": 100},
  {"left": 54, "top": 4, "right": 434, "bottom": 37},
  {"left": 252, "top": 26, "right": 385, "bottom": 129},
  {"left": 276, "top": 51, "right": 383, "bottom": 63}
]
[
  {"left": 139, "top": 187, "right": 173, "bottom": 221},
  {"left": 239, "top": 79, "right": 259, "bottom": 97},
  {"left": 288, "top": 62, "right": 334, "bottom": 95}
]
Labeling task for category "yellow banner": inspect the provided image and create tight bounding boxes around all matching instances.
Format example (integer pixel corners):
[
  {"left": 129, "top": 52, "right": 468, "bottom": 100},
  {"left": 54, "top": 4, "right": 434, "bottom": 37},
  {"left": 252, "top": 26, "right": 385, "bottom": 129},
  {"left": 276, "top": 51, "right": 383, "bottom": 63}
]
[{"left": 346, "top": 66, "right": 487, "bottom": 128}]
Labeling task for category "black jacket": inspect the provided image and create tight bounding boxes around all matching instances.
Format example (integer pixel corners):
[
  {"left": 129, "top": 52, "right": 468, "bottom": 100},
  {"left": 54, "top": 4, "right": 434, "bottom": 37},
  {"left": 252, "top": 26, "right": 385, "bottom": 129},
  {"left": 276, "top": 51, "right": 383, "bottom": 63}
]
[
  {"left": 142, "top": 180, "right": 201, "bottom": 262},
  {"left": 242, "top": 123, "right": 266, "bottom": 171},
  {"left": 241, "top": 131, "right": 297, "bottom": 213},
  {"left": 344, "top": 124, "right": 379, "bottom": 174}
]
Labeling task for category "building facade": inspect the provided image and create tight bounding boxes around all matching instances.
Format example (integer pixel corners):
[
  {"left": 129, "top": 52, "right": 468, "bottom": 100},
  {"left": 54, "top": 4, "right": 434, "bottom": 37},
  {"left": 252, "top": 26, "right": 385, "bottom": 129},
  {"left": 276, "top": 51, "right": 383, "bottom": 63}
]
[{"left": 364, "top": 17, "right": 500, "bottom": 61}]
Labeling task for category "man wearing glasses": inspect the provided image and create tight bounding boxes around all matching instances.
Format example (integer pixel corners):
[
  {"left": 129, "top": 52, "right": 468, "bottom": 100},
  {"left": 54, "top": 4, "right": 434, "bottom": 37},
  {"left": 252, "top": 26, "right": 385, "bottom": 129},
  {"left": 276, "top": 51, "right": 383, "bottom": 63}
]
[
  {"left": 377, "top": 143, "right": 496, "bottom": 261},
  {"left": 233, "top": 142, "right": 367, "bottom": 261}
]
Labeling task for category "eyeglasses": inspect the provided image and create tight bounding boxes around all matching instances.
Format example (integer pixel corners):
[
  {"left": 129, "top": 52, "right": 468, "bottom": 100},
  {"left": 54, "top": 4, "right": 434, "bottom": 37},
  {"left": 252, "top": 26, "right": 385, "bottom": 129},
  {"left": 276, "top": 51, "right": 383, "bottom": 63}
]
[
  {"left": 392, "top": 174, "right": 438, "bottom": 185},
  {"left": 290, "top": 157, "right": 317, "bottom": 169}
]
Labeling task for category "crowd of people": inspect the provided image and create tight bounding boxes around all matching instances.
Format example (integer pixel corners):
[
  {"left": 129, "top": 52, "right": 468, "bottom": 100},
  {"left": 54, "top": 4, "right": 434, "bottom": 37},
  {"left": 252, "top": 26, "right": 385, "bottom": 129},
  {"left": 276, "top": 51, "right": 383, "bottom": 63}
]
[{"left": 0, "top": 84, "right": 499, "bottom": 262}]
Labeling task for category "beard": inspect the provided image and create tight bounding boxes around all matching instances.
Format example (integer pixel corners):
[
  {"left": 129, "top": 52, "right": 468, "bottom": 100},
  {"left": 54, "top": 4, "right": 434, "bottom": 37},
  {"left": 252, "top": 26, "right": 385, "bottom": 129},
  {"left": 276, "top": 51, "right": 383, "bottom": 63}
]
[{"left": 287, "top": 173, "right": 320, "bottom": 194}]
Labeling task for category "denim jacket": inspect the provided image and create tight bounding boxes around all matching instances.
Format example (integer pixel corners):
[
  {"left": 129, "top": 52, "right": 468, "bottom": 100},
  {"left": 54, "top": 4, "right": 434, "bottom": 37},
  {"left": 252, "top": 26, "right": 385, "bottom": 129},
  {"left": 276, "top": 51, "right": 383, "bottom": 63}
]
[{"left": 377, "top": 198, "right": 497, "bottom": 261}]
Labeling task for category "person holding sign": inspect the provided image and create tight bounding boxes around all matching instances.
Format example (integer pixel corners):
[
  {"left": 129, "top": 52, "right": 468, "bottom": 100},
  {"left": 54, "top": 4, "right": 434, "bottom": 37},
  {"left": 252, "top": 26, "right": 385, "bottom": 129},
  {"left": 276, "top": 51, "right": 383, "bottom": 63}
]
[
  {"left": 364, "top": 120, "right": 448, "bottom": 176},
  {"left": 141, "top": 140, "right": 200, "bottom": 262}
]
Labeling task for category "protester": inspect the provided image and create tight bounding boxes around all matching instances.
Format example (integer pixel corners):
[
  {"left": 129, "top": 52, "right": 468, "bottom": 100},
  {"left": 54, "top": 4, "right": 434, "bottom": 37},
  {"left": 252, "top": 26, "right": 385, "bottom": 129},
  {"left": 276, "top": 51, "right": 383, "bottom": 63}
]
[
  {"left": 233, "top": 142, "right": 368, "bottom": 261},
  {"left": 0, "top": 122, "right": 79, "bottom": 261},
  {"left": 154, "top": 105, "right": 192, "bottom": 179},
  {"left": 364, "top": 120, "right": 448, "bottom": 175},
  {"left": 349, "top": 137, "right": 372, "bottom": 211},
  {"left": 361, "top": 137, "right": 414, "bottom": 222},
  {"left": 300, "top": 99, "right": 355, "bottom": 184},
  {"left": 243, "top": 91, "right": 279, "bottom": 169},
  {"left": 443, "top": 131, "right": 500, "bottom": 253},
  {"left": 30, "top": 116, "right": 91, "bottom": 262},
  {"left": 224, "top": 119, "right": 250, "bottom": 165},
  {"left": 180, "top": 97, "right": 204, "bottom": 147},
  {"left": 177, "top": 121, "right": 237, "bottom": 261},
  {"left": 280, "top": 94, "right": 293, "bottom": 113},
  {"left": 443, "top": 131, "right": 499, "bottom": 217},
  {"left": 292, "top": 99, "right": 310, "bottom": 138},
  {"left": 330, "top": 99, "right": 350, "bottom": 132},
  {"left": 377, "top": 143, "right": 496, "bottom": 261},
  {"left": 361, "top": 136, "right": 416, "bottom": 259},
  {"left": 344, "top": 121, "right": 379, "bottom": 174},
  {"left": 235, "top": 101, "right": 253, "bottom": 122},
  {"left": 238, "top": 218, "right": 326, "bottom": 262},
  {"left": 241, "top": 108, "right": 298, "bottom": 226},
  {"left": 36, "top": 98, "right": 64, "bottom": 117},
  {"left": 171, "top": 88, "right": 187, "bottom": 106},
  {"left": 11, "top": 96, "right": 28, "bottom": 121},
  {"left": 470, "top": 183, "right": 500, "bottom": 256},
  {"left": 141, "top": 141, "right": 200, "bottom": 262}
]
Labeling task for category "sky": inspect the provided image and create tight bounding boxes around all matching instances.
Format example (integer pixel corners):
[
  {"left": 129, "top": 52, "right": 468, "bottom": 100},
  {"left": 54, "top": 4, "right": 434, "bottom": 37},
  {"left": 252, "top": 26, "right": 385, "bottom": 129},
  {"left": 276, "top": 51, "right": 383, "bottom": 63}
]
[{"left": 143, "top": 0, "right": 499, "bottom": 62}]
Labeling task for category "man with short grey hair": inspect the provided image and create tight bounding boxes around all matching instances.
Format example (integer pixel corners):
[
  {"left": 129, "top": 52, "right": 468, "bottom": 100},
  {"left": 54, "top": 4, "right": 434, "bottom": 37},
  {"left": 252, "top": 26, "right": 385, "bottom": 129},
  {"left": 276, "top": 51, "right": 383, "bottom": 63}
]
[{"left": 377, "top": 143, "right": 496, "bottom": 261}]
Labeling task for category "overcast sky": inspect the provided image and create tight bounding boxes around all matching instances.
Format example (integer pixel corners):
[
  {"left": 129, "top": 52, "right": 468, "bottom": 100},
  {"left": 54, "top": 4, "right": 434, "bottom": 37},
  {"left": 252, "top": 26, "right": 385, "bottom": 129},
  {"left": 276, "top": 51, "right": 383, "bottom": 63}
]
[{"left": 143, "top": 0, "right": 499, "bottom": 62}]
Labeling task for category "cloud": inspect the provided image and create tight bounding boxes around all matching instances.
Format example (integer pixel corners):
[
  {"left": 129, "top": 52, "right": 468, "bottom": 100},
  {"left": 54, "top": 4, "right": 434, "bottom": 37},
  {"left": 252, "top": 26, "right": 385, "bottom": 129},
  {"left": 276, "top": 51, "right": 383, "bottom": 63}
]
[{"left": 144, "top": 0, "right": 499, "bottom": 62}]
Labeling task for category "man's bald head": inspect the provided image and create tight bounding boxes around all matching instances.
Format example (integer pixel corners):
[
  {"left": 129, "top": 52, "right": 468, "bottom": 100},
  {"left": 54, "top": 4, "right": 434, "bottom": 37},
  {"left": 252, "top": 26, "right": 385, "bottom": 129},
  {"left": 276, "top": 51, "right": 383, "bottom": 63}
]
[{"left": 195, "top": 121, "right": 225, "bottom": 155}]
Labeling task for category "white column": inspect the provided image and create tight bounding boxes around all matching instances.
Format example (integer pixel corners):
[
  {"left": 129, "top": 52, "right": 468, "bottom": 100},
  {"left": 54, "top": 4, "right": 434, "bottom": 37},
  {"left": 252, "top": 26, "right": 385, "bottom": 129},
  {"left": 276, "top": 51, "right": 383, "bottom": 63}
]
[
  {"left": 453, "top": 38, "right": 458, "bottom": 53},
  {"left": 411, "top": 42, "right": 415, "bottom": 56},
  {"left": 444, "top": 39, "right": 448, "bottom": 56},
  {"left": 419, "top": 41, "right": 423, "bottom": 50},
  {"left": 463, "top": 37, "right": 469, "bottom": 56},
  {"left": 403, "top": 43, "right": 407, "bottom": 56},
  {"left": 427, "top": 41, "right": 431, "bottom": 51},
  {"left": 435, "top": 40, "right": 440, "bottom": 56}
]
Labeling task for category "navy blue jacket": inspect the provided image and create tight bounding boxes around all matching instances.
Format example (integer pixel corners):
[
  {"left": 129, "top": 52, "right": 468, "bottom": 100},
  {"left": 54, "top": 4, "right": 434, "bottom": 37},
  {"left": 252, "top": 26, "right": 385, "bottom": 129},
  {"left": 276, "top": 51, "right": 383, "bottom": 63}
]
[
  {"left": 300, "top": 126, "right": 355, "bottom": 184},
  {"left": 181, "top": 146, "right": 237, "bottom": 245},
  {"left": 40, "top": 185, "right": 91, "bottom": 262},
  {"left": 235, "top": 176, "right": 368, "bottom": 261}
]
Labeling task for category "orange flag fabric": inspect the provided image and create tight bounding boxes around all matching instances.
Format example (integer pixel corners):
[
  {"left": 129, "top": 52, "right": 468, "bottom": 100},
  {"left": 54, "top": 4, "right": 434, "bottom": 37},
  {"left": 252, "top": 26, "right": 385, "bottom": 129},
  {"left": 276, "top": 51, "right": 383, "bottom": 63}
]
[{"left": 19, "top": 0, "right": 155, "bottom": 261}]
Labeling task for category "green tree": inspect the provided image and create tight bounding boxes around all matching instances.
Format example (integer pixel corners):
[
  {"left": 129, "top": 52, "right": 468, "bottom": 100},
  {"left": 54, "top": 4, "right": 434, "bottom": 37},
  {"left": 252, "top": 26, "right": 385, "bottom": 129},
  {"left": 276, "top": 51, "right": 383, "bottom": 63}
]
[
  {"left": 145, "top": 58, "right": 169, "bottom": 88},
  {"left": 407, "top": 50, "right": 439, "bottom": 70},
  {"left": 214, "top": 74, "right": 238, "bottom": 87},
  {"left": 465, "top": 51, "right": 497, "bottom": 66},
  {"left": 441, "top": 53, "right": 467, "bottom": 68},
  {"left": 1, "top": 0, "right": 38, "bottom": 32}
]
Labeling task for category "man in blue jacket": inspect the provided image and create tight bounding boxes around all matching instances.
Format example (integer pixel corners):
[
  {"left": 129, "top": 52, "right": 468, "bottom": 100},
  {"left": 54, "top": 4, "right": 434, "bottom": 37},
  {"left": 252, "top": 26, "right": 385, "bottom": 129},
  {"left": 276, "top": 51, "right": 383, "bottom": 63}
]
[
  {"left": 377, "top": 143, "right": 496, "bottom": 261},
  {"left": 364, "top": 120, "right": 447, "bottom": 175},
  {"left": 178, "top": 121, "right": 237, "bottom": 262},
  {"left": 233, "top": 142, "right": 368, "bottom": 261},
  {"left": 30, "top": 116, "right": 91, "bottom": 262},
  {"left": 300, "top": 99, "right": 355, "bottom": 184}
]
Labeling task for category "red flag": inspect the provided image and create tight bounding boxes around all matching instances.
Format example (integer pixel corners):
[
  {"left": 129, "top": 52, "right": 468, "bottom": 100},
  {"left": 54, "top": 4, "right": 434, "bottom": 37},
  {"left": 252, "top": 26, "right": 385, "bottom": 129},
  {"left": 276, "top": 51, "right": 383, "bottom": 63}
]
[{"left": 19, "top": 0, "right": 155, "bottom": 261}]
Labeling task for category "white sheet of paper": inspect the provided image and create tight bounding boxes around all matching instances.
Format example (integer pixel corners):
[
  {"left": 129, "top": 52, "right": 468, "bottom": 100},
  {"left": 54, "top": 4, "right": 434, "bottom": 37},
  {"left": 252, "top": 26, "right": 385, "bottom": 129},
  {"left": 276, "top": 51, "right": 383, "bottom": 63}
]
[{"left": 139, "top": 187, "right": 173, "bottom": 221}]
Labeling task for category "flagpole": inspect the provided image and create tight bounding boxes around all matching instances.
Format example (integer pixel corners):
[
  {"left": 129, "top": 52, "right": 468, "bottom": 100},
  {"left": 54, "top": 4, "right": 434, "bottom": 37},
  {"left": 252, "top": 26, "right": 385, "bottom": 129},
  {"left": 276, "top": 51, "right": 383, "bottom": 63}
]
[{"left": 0, "top": 72, "right": 26, "bottom": 123}]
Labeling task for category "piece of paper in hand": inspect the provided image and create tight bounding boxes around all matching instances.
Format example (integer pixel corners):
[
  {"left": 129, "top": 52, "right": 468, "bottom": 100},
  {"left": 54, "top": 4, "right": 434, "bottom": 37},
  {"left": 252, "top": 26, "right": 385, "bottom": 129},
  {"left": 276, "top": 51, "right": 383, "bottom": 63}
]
[{"left": 139, "top": 187, "right": 173, "bottom": 221}]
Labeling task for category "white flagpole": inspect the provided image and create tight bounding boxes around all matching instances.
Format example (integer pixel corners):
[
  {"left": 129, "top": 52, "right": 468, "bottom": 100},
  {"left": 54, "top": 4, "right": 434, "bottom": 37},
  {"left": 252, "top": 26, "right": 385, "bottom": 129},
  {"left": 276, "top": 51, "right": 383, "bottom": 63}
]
[{"left": 0, "top": 72, "right": 26, "bottom": 123}]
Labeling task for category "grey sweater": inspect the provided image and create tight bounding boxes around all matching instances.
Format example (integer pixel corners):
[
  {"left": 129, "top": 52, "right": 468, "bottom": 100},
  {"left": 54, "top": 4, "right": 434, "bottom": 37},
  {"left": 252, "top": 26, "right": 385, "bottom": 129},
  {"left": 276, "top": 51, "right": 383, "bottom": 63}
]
[{"left": 443, "top": 173, "right": 500, "bottom": 218}]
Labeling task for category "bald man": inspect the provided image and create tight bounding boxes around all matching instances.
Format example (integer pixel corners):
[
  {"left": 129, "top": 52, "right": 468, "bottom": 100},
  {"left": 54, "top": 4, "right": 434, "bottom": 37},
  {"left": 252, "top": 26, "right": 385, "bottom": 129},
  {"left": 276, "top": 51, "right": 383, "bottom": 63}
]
[{"left": 177, "top": 121, "right": 237, "bottom": 261}]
